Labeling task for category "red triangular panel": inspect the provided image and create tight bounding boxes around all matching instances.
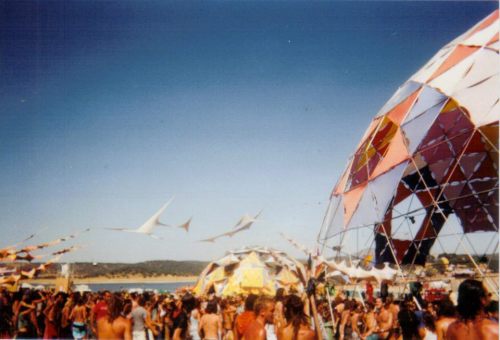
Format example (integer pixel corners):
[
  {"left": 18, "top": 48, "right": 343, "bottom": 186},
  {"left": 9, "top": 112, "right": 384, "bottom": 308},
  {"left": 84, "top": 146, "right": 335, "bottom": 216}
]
[
  {"left": 442, "top": 182, "right": 467, "bottom": 206},
  {"left": 392, "top": 239, "right": 412, "bottom": 262},
  {"left": 459, "top": 153, "right": 486, "bottom": 179},
  {"left": 429, "top": 158, "right": 454, "bottom": 183},
  {"left": 464, "top": 131, "right": 489, "bottom": 154},
  {"left": 472, "top": 156, "right": 498, "bottom": 179},
  {"left": 394, "top": 182, "right": 412, "bottom": 206}
]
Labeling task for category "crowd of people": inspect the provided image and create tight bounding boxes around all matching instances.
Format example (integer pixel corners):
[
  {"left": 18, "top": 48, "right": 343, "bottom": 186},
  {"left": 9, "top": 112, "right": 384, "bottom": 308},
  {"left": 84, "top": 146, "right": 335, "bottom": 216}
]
[{"left": 0, "top": 279, "right": 498, "bottom": 340}]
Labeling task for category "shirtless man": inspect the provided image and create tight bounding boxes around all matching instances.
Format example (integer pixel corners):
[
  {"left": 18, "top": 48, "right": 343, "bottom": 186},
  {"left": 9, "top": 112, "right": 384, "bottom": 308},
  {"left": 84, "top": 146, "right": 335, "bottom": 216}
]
[
  {"left": 435, "top": 299, "right": 456, "bottom": 340},
  {"left": 361, "top": 303, "right": 377, "bottom": 340},
  {"left": 221, "top": 299, "right": 236, "bottom": 340},
  {"left": 243, "top": 296, "right": 275, "bottom": 340},
  {"left": 350, "top": 302, "right": 364, "bottom": 340},
  {"left": 199, "top": 300, "right": 222, "bottom": 340},
  {"left": 97, "top": 294, "right": 132, "bottom": 340},
  {"left": 234, "top": 294, "right": 258, "bottom": 340},
  {"left": 339, "top": 300, "right": 353, "bottom": 340},
  {"left": 446, "top": 280, "right": 498, "bottom": 340},
  {"left": 387, "top": 297, "right": 399, "bottom": 328},
  {"left": 375, "top": 298, "right": 393, "bottom": 339}
]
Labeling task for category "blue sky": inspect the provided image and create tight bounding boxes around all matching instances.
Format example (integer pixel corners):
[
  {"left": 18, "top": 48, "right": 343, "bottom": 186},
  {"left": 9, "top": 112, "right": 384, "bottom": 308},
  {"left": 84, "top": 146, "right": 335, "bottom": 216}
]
[{"left": 0, "top": 1, "right": 496, "bottom": 263}]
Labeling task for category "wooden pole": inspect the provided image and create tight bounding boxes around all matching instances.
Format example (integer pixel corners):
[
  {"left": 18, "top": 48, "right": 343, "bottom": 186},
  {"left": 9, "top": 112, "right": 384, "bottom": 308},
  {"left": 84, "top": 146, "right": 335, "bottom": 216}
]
[
  {"left": 309, "top": 294, "right": 324, "bottom": 340},
  {"left": 306, "top": 258, "right": 323, "bottom": 340}
]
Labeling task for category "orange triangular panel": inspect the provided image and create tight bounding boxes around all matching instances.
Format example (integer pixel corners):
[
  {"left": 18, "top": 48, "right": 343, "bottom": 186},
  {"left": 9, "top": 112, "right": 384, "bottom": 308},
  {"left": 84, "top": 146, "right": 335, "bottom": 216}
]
[
  {"left": 333, "top": 163, "right": 352, "bottom": 196},
  {"left": 479, "top": 122, "right": 499, "bottom": 147},
  {"left": 428, "top": 45, "right": 480, "bottom": 82},
  {"left": 370, "top": 129, "right": 410, "bottom": 179},
  {"left": 386, "top": 89, "right": 420, "bottom": 125},
  {"left": 487, "top": 32, "right": 499, "bottom": 45},
  {"left": 343, "top": 184, "right": 367, "bottom": 227},
  {"left": 467, "top": 9, "right": 499, "bottom": 38}
]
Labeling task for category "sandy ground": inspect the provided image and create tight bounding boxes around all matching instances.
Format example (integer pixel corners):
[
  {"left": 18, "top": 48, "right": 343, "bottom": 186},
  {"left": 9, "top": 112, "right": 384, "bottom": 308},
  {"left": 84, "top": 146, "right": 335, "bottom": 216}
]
[{"left": 27, "top": 274, "right": 198, "bottom": 285}]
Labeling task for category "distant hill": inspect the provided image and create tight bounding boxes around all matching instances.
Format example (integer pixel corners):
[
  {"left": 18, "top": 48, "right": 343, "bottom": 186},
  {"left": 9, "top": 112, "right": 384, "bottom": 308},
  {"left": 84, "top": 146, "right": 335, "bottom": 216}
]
[
  {"left": 7, "top": 253, "right": 498, "bottom": 279},
  {"left": 10, "top": 260, "right": 210, "bottom": 278}
]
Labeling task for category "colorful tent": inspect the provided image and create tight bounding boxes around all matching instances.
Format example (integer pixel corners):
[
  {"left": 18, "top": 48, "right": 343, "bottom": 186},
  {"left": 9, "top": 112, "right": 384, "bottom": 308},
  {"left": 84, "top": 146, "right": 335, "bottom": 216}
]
[
  {"left": 318, "top": 10, "right": 499, "bottom": 267},
  {"left": 193, "top": 246, "right": 306, "bottom": 297}
]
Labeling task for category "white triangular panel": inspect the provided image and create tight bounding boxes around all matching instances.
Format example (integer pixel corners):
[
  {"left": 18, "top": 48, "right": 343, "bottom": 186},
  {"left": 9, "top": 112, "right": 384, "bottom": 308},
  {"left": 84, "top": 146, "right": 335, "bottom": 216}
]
[
  {"left": 454, "top": 74, "right": 499, "bottom": 126},
  {"left": 348, "top": 187, "right": 379, "bottom": 229},
  {"left": 428, "top": 53, "right": 477, "bottom": 95},
  {"left": 370, "top": 162, "right": 408, "bottom": 221},
  {"left": 404, "top": 85, "right": 448, "bottom": 123},
  {"left": 325, "top": 195, "right": 346, "bottom": 239},
  {"left": 348, "top": 162, "right": 407, "bottom": 228},
  {"left": 391, "top": 194, "right": 426, "bottom": 240},
  {"left": 410, "top": 45, "right": 454, "bottom": 84},
  {"left": 487, "top": 40, "right": 499, "bottom": 52},
  {"left": 478, "top": 97, "right": 499, "bottom": 126},
  {"left": 454, "top": 49, "right": 499, "bottom": 92},
  {"left": 376, "top": 81, "right": 421, "bottom": 118},
  {"left": 402, "top": 100, "right": 445, "bottom": 154},
  {"left": 462, "top": 19, "right": 499, "bottom": 46}
]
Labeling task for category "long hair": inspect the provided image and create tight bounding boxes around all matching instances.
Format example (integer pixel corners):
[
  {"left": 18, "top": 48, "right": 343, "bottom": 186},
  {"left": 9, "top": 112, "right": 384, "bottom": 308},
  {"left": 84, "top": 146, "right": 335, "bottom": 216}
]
[
  {"left": 73, "top": 292, "right": 83, "bottom": 306},
  {"left": 437, "top": 299, "right": 456, "bottom": 318},
  {"left": 181, "top": 293, "right": 196, "bottom": 313},
  {"left": 206, "top": 300, "right": 218, "bottom": 314},
  {"left": 398, "top": 303, "right": 419, "bottom": 339},
  {"left": 275, "top": 288, "right": 286, "bottom": 302},
  {"left": 108, "top": 293, "right": 124, "bottom": 323},
  {"left": 284, "top": 295, "right": 309, "bottom": 340},
  {"left": 457, "top": 279, "right": 486, "bottom": 320},
  {"left": 245, "top": 294, "right": 258, "bottom": 311},
  {"left": 423, "top": 312, "right": 436, "bottom": 333}
]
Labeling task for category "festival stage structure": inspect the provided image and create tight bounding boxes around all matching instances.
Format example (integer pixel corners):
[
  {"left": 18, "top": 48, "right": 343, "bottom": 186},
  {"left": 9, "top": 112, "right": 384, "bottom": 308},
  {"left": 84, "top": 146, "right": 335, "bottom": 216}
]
[
  {"left": 193, "top": 246, "right": 306, "bottom": 297},
  {"left": 317, "top": 10, "right": 499, "bottom": 293}
]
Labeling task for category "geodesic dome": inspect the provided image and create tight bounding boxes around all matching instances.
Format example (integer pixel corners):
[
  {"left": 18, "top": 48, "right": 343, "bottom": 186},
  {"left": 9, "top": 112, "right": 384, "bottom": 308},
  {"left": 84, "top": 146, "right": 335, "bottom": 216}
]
[
  {"left": 193, "top": 246, "right": 306, "bottom": 297},
  {"left": 319, "top": 10, "right": 499, "bottom": 267}
]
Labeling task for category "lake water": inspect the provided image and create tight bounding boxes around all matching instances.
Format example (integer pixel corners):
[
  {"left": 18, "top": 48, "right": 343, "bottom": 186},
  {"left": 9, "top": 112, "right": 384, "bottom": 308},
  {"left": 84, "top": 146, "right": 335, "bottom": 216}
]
[{"left": 85, "top": 281, "right": 193, "bottom": 292}]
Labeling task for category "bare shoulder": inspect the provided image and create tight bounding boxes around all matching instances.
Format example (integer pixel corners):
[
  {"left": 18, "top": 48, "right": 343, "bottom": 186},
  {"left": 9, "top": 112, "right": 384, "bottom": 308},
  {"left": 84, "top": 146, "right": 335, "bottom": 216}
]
[
  {"left": 258, "top": 327, "right": 267, "bottom": 339},
  {"left": 478, "top": 318, "right": 499, "bottom": 340},
  {"left": 302, "top": 329, "right": 317, "bottom": 340},
  {"left": 443, "top": 320, "right": 462, "bottom": 338},
  {"left": 114, "top": 316, "right": 131, "bottom": 331}
]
